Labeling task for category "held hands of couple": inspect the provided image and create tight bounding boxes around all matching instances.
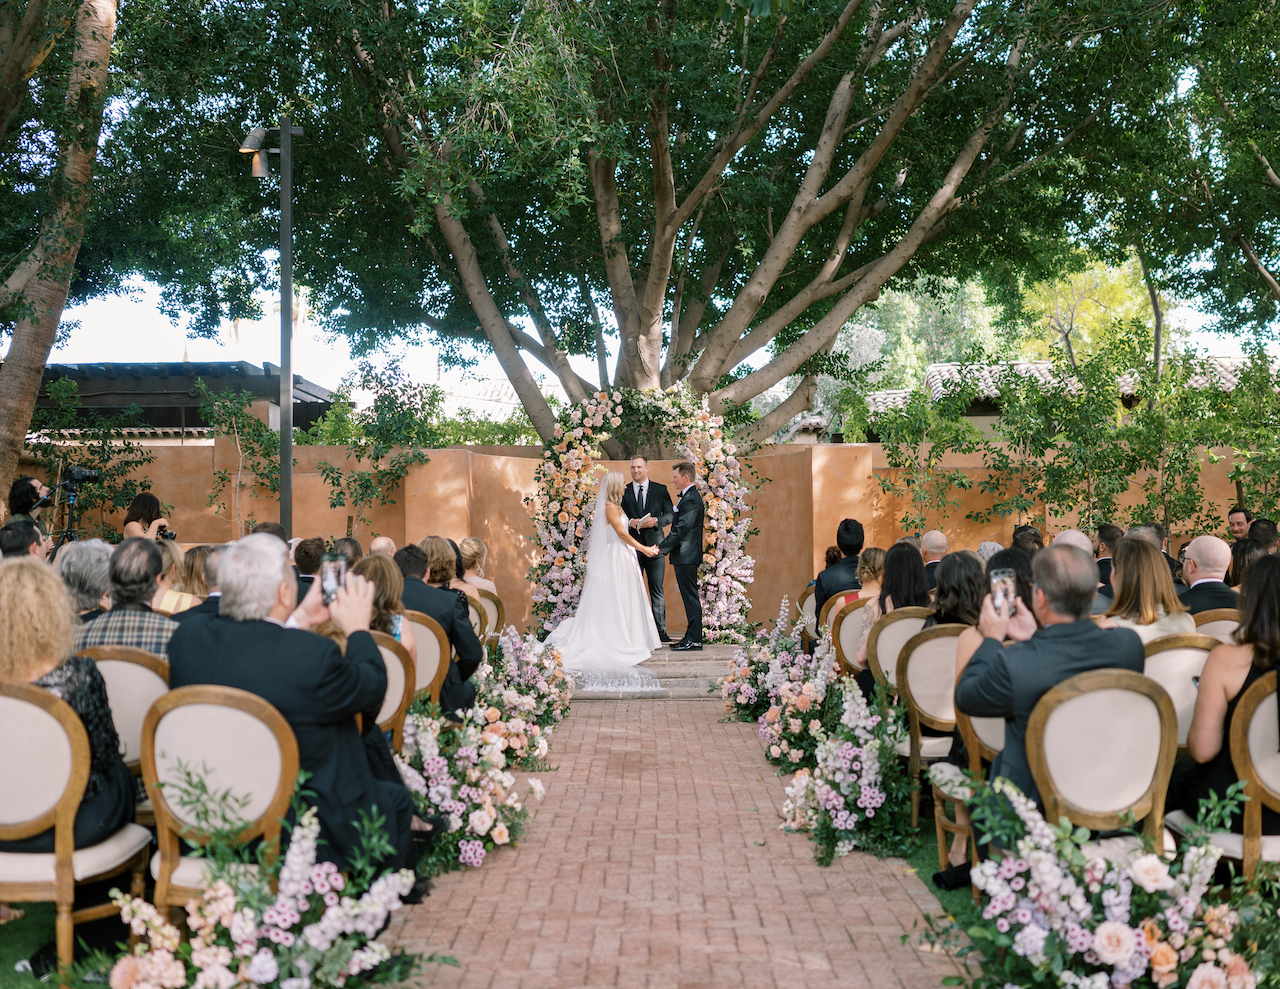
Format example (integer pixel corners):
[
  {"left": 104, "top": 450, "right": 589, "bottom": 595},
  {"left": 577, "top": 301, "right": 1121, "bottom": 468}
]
[{"left": 641, "top": 544, "right": 661, "bottom": 558}]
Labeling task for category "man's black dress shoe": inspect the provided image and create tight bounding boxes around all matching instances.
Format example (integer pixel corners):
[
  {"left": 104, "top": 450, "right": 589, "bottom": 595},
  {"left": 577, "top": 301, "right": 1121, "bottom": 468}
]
[
  {"left": 670, "top": 640, "right": 702, "bottom": 652},
  {"left": 659, "top": 630, "right": 672, "bottom": 643}
]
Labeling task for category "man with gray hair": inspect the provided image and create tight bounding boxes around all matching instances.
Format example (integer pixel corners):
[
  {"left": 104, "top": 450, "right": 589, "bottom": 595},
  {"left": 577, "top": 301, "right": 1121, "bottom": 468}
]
[
  {"left": 167, "top": 534, "right": 421, "bottom": 883},
  {"left": 73, "top": 538, "right": 179, "bottom": 658},
  {"left": 956, "top": 544, "right": 1145, "bottom": 808},
  {"left": 54, "top": 538, "right": 113, "bottom": 622},
  {"left": 173, "top": 544, "right": 229, "bottom": 624},
  {"left": 921, "top": 529, "right": 947, "bottom": 589},
  {"left": 1179, "top": 535, "right": 1238, "bottom": 613}
]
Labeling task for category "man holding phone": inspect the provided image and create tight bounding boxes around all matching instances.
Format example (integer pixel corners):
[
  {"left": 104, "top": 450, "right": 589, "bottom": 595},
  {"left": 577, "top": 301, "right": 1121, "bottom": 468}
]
[{"left": 955, "top": 544, "right": 1145, "bottom": 807}]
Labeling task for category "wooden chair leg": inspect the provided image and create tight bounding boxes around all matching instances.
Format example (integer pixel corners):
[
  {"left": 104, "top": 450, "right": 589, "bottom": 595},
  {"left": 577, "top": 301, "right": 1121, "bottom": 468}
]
[
  {"left": 56, "top": 902, "right": 74, "bottom": 979},
  {"left": 932, "top": 787, "right": 950, "bottom": 870}
]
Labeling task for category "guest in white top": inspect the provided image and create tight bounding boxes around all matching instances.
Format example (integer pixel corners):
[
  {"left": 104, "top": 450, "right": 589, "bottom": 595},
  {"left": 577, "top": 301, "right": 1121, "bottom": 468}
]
[
  {"left": 1100, "top": 537, "right": 1194, "bottom": 643},
  {"left": 460, "top": 536, "right": 497, "bottom": 596}
]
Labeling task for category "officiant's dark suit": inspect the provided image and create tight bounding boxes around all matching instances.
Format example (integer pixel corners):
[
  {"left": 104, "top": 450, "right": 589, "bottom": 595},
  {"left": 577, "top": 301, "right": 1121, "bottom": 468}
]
[
  {"left": 659, "top": 481, "right": 705, "bottom": 645},
  {"left": 402, "top": 575, "right": 484, "bottom": 719},
  {"left": 621, "top": 478, "right": 675, "bottom": 636},
  {"left": 168, "top": 615, "right": 414, "bottom": 871}
]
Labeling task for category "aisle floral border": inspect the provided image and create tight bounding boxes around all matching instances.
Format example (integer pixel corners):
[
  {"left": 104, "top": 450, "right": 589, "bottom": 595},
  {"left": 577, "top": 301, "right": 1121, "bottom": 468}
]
[{"left": 525, "top": 386, "right": 755, "bottom": 643}]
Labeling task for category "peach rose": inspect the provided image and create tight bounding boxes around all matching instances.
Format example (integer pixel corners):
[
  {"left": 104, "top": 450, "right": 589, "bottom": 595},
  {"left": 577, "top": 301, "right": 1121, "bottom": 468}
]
[
  {"left": 491, "top": 822, "right": 510, "bottom": 845},
  {"left": 486, "top": 707, "right": 501, "bottom": 723},
  {"left": 1186, "top": 963, "right": 1228, "bottom": 989},
  {"left": 110, "top": 956, "right": 140, "bottom": 989},
  {"left": 793, "top": 693, "right": 812, "bottom": 712},
  {"left": 1150, "top": 941, "right": 1179, "bottom": 976},
  {"left": 764, "top": 706, "right": 781, "bottom": 724}
]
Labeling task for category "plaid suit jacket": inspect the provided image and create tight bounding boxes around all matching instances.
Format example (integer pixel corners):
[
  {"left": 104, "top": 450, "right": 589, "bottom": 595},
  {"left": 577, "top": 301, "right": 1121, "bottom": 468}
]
[{"left": 73, "top": 606, "right": 179, "bottom": 659}]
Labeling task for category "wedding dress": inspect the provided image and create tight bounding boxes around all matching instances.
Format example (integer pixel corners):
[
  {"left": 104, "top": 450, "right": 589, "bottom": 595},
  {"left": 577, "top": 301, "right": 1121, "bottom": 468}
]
[{"left": 546, "top": 485, "right": 662, "bottom": 692}]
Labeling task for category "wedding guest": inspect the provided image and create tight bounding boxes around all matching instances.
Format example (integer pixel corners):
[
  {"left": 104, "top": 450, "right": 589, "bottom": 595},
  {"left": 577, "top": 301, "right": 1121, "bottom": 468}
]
[
  {"left": 460, "top": 536, "right": 497, "bottom": 596},
  {"left": 1228, "top": 538, "right": 1267, "bottom": 587},
  {"left": 53, "top": 538, "right": 113, "bottom": 622},
  {"left": 813, "top": 519, "right": 864, "bottom": 615},
  {"left": 855, "top": 547, "right": 885, "bottom": 600},
  {"left": 1248, "top": 518, "right": 1278, "bottom": 554},
  {"left": 251, "top": 521, "right": 288, "bottom": 543},
  {"left": 1052, "top": 529, "right": 1095, "bottom": 556},
  {"left": 956, "top": 544, "right": 1145, "bottom": 807},
  {"left": 369, "top": 536, "right": 396, "bottom": 557},
  {"left": 318, "top": 554, "right": 418, "bottom": 665},
  {"left": 1094, "top": 523, "right": 1124, "bottom": 590},
  {"left": 167, "top": 534, "right": 421, "bottom": 878},
  {"left": 0, "top": 559, "right": 135, "bottom": 852},
  {"left": 1, "top": 518, "right": 47, "bottom": 560},
  {"left": 179, "top": 544, "right": 212, "bottom": 598},
  {"left": 976, "top": 541, "right": 1003, "bottom": 563},
  {"left": 1100, "top": 538, "right": 1194, "bottom": 642},
  {"left": 7, "top": 475, "right": 50, "bottom": 539},
  {"left": 853, "top": 542, "right": 930, "bottom": 671},
  {"left": 1179, "top": 535, "right": 1239, "bottom": 614},
  {"left": 151, "top": 539, "right": 200, "bottom": 616},
  {"left": 1227, "top": 506, "right": 1252, "bottom": 541},
  {"left": 294, "top": 537, "right": 325, "bottom": 600},
  {"left": 74, "top": 539, "right": 179, "bottom": 659},
  {"left": 927, "top": 552, "right": 984, "bottom": 627},
  {"left": 1011, "top": 527, "right": 1044, "bottom": 559},
  {"left": 396, "top": 541, "right": 484, "bottom": 720},
  {"left": 440, "top": 538, "right": 480, "bottom": 602},
  {"left": 822, "top": 546, "right": 842, "bottom": 570},
  {"left": 921, "top": 530, "right": 947, "bottom": 589},
  {"left": 172, "top": 545, "right": 228, "bottom": 624},
  {"left": 332, "top": 536, "right": 363, "bottom": 568},
  {"left": 1168, "top": 555, "right": 1280, "bottom": 835}
]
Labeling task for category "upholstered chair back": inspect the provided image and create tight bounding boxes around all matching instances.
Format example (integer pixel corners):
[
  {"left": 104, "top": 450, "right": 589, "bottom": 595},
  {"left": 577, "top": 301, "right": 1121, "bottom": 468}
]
[
  {"left": 1194, "top": 608, "right": 1241, "bottom": 645},
  {"left": 403, "top": 610, "right": 450, "bottom": 701},
  {"left": 831, "top": 598, "right": 868, "bottom": 675},
  {"left": 0, "top": 686, "right": 84, "bottom": 835},
  {"left": 1143, "top": 634, "right": 1219, "bottom": 746},
  {"left": 80, "top": 646, "right": 168, "bottom": 768},
  {"left": 866, "top": 607, "right": 932, "bottom": 689}
]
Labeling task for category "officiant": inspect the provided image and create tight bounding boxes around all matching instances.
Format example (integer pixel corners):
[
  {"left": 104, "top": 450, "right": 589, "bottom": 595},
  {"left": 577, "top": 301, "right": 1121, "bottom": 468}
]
[{"left": 622, "top": 456, "right": 675, "bottom": 644}]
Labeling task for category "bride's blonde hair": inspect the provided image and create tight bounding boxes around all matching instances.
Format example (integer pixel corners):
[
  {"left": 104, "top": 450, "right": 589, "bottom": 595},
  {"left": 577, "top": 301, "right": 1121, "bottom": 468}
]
[{"left": 602, "top": 470, "right": 625, "bottom": 505}]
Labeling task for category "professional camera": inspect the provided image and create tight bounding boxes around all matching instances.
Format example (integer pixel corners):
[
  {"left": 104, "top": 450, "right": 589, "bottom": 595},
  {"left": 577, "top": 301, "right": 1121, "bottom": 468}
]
[
  {"left": 66, "top": 466, "right": 99, "bottom": 484},
  {"left": 158, "top": 527, "right": 178, "bottom": 541}
]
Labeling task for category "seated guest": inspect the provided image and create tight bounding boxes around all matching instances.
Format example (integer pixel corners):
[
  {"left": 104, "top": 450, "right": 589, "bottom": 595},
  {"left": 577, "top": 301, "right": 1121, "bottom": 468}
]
[
  {"left": 921, "top": 530, "right": 947, "bottom": 589},
  {"left": 369, "top": 536, "right": 396, "bottom": 557},
  {"left": 1100, "top": 537, "right": 1195, "bottom": 642},
  {"left": 1094, "top": 523, "right": 1123, "bottom": 591},
  {"left": 122, "top": 493, "right": 171, "bottom": 541},
  {"left": 1052, "top": 529, "right": 1094, "bottom": 555},
  {"left": 1179, "top": 535, "right": 1239, "bottom": 613},
  {"left": 54, "top": 538, "right": 114, "bottom": 622},
  {"left": 856, "top": 547, "right": 885, "bottom": 601},
  {"left": 1227, "top": 506, "right": 1252, "bottom": 542},
  {"left": 956, "top": 544, "right": 1145, "bottom": 807},
  {"left": 928, "top": 552, "right": 984, "bottom": 627},
  {"left": 173, "top": 545, "right": 228, "bottom": 623},
  {"left": 1169, "top": 555, "right": 1280, "bottom": 835},
  {"left": 74, "top": 539, "right": 179, "bottom": 658},
  {"left": 808, "top": 548, "right": 841, "bottom": 589},
  {"left": 459, "top": 536, "right": 497, "bottom": 596},
  {"left": 1228, "top": 537, "right": 1267, "bottom": 588},
  {"left": 179, "top": 545, "right": 212, "bottom": 599},
  {"left": 1, "top": 518, "right": 47, "bottom": 560},
  {"left": 896, "top": 534, "right": 922, "bottom": 551},
  {"left": 332, "top": 536, "right": 363, "bottom": 568},
  {"left": 396, "top": 541, "right": 484, "bottom": 720},
  {"left": 976, "top": 541, "right": 1003, "bottom": 563},
  {"left": 294, "top": 537, "right": 325, "bottom": 600},
  {"left": 1248, "top": 518, "right": 1278, "bottom": 554},
  {"left": 444, "top": 539, "right": 480, "bottom": 602},
  {"left": 251, "top": 521, "right": 288, "bottom": 543},
  {"left": 814, "top": 519, "right": 864, "bottom": 615},
  {"left": 8, "top": 474, "right": 50, "bottom": 539},
  {"left": 0, "top": 559, "right": 135, "bottom": 852},
  {"left": 152, "top": 539, "right": 200, "bottom": 616},
  {"left": 167, "top": 534, "right": 419, "bottom": 875},
  {"left": 1011, "top": 526, "right": 1043, "bottom": 559},
  {"left": 320, "top": 554, "right": 418, "bottom": 665},
  {"left": 854, "top": 542, "right": 931, "bottom": 671}
]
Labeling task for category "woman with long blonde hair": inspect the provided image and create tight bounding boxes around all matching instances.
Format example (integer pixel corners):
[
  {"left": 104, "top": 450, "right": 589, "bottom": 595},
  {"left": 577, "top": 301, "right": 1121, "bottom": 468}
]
[
  {"left": 1101, "top": 537, "right": 1194, "bottom": 643},
  {"left": 545, "top": 469, "right": 663, "bottom": 690}
]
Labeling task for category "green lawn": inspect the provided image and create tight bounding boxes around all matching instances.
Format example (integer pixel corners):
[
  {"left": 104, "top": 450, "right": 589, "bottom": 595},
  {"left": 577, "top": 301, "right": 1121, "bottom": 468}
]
[{"left": 0, "top": 903, "right": 56, "bottom": 989}]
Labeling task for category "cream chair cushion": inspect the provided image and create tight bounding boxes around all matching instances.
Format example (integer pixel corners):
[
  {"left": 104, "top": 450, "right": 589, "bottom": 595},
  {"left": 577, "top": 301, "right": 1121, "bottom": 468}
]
[
  {"left": 904, "top": 637, "right": 959, "bottom": 722},
  {"left": 0, "top": 696, "right": 72, "bottom": 826},
  {"left": 405, "top": 620, "right": 442, "bottom": 694},
  {"left": 1144, "top": 647, "right": 1211, "bottom": 746},
  {"left": 468, "top": 602, "right": 482, "bottom": 636},
  {"left": 1042, "top": 688, "right": 1163, "bottom": 814},
  {"left": 0, "top": 823, "right": 151, "bottom": 883},
  {"left": 875, "top": 616, "right": 928, "bottom": 686},
  {"left": 152, "top": 705, "right": 283, "bottom": 828},
  {"left": 971, "top": 715, "right": 1006, "bottom": 753},
  {"left": 149, "top": 851, "right": 260, "bottom": 889},
  {"left": 836, "top": 608, "right": 861, "bottom": 666},
  {"left": 1196, "top": 620, "right": 1239, "bottom": 644},
  {"left": 96, "top": 660, "right": 168, "bottom": 764},
  {"left": 477, "top": 595, "right": 499, "bottom": 636},
  {"left": 928, "top": 762, "right": 971, "bottom": 801},
  {"left": 1247, "top": 691, "right": 1280, "bottom": 793},
  {"left": 376, "top": 643, "right": 408, "bottom": 725},
  {"left": 1165, "top": 810, "right": 1280, "bottom": 861},
  {"left": 799, "top": 593, "right": 817, "bottom": 639},
  {"left": 895, "top": 736, "right": 952, "bottom": 759}
]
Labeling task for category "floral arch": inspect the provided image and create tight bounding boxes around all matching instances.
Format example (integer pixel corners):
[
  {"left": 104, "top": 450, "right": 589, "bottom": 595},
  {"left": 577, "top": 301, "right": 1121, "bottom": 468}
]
[{"left": 525, "top": 387, "right": 756, "bottom": 643}]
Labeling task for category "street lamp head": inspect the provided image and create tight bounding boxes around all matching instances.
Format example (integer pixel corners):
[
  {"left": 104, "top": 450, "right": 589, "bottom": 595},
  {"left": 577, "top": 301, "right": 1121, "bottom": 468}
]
[
  {"left": 239, "top": 127, "right": 267, "bottom": 152},
  {"left": 249, "top": 150, "right": 271, "bottom": 178}
]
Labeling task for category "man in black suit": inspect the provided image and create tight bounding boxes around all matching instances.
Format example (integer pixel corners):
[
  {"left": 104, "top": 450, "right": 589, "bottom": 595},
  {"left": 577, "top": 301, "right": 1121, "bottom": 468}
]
[
  {"left": 394, "top": 543, "right": 484, "bottom": 719},
  {"left": 172, "top": 544, "right": 228, "bottom": 624},
  {"left": 1179, "top": 535, "right": 1239, "bottom": 613},
  {"left": 167, "top": 534, "right": 417, "bottom": 875},
  {"left": 293, "top": 537, "right": 325, "bottom": 602},
  {"left": 1248, "top": 518, "right": 1278, "bottom": 554},
  {"left": 813, "top": 519, "right": 863, "bottom": 616},
  {"left": 921, "top": 530, "right": 947, "bottom": 589},
  {"left": 956, "top": 543, "right": 1145, "bottom": 807},
  {"left": 659, "top": 462, "right": 705, "bottom": 651},
  {"left": 621, "top": 455, "right": 676, "bottom": 643}
]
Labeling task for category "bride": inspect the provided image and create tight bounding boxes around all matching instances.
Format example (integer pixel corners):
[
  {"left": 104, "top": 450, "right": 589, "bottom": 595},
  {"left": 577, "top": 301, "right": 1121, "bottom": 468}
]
[{"left": 547, "top": 470, "right": 663, "bottom": 691}]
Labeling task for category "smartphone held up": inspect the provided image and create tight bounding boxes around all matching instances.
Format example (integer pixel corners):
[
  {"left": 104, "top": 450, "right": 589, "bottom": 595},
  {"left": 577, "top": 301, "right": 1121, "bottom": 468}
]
[
  {"left": 989, "top": 568, "right": 1016, "bottom": 618},
  {"left": 319, "top": 553, "right": 347, "bottom": 605}
]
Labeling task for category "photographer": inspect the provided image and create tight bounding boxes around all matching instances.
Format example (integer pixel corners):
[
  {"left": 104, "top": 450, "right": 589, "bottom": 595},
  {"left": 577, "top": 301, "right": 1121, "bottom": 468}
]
[
  {"left": 8, "top": 476, "right": 52, "bottom": 556},
  {"left": 121, "top": 492, "right": 172, "bottom": 541}
]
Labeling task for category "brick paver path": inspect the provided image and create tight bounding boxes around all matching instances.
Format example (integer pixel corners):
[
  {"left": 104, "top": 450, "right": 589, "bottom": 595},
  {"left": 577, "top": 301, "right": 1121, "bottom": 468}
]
[{"left": 389, "top": 700, "right": 960, "bottom": 988}]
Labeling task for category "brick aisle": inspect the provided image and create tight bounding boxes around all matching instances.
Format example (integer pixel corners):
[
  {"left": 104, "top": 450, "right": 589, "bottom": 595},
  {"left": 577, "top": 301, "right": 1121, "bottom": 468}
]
[{"left": 387, "top": 701, "right": 961, "bottom": 988}]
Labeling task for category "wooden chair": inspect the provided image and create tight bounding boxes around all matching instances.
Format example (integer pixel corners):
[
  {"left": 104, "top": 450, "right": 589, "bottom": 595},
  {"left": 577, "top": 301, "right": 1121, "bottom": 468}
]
[
  {"left": 1194, "top": 608, "right": 1241, "bottom": 645},
  {"left": 1143, "top": 634, "right": 1220, "bottom": 749},
  {"left": 796, "top": 585, "right": 818, "bottom": 649},
  {"left": 476, "top": 589, "right": 505, "bottom": 640},
  {"left": 931, "top": 708, "right": 1007, "bottom": 898},
  {"left": 895, "top": 625, "right": 966, "bottom": 828},
  {"left": 141, "top": 685, "right": 300, "bottom": 912},
  {"left": 79, "top": 645, "right": 169, "bottom": 827},
  {"left": 1027, "top": 669, "right": 1177, "bottom": 855},
  {"left": 865, "top": 607, "right": 933, "bottom": 691},
  {"left": 370, "top": 631, "right": 416, "bottom": 750},
  {"left": 467, "top": 599, "right": 483, "bottom": 637},
  {"left": 818, "top": 588, "right": 861, "bottom": 635},
  {"left": 831, "top": 597, "right": 869, "bottom": 675},
  {"left": 0, "top": 684, "right": 151, "bottom": 973},
  {"left": 1168, "top": 671, "right": 1280, "bottom": 878},
  {"left": 404, "top": 610, "right": 451, "bottom": 704}
]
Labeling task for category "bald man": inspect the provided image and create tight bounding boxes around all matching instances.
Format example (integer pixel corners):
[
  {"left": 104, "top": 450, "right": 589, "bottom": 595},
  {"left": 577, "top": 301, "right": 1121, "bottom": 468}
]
[
  {"left": 369, "top": 536, "right": 396, "bottom": 557},
  {"left": 1179, "top": 535, "right": 1238, "bottom": 614},
  {"left": 921, "top": 529, "right": 947, "bottom": 589},
  {"left": 1052, "top": 529, "right": 1095, "bottom": 556}
]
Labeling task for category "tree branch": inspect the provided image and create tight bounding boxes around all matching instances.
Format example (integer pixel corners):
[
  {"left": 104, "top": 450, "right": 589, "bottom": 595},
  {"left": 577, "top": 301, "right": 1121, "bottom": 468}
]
[{"left": 737, "top": 373, "right": 820, "bottom": 448}]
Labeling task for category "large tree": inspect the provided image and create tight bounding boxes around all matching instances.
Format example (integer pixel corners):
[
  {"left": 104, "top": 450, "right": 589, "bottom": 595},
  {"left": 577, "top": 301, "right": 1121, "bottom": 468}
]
[{"left": 81, "top": 0, "right": 1188, "bottom": 454}]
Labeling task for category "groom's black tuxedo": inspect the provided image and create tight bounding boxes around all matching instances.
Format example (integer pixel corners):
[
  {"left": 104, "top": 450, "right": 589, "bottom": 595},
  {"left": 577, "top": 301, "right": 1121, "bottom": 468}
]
[
  {"left": 660, "top": 485, "right": 705, "bottom": 642},
  {"left": 622, "top": 479, "right": 675, "bottom": 635}
]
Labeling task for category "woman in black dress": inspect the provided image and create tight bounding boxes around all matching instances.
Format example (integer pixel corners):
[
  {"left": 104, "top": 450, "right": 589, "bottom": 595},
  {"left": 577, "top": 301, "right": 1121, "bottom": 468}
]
[
  {"left": 0, "top": 559, "right": 135, "bottom": 853},
  {"left": 1168, "top": 554, "right": 1280, "bottom": 833}
]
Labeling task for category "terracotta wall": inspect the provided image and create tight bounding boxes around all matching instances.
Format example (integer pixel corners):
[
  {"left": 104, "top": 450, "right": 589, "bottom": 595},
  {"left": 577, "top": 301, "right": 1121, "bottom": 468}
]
[{"left": 49, "top": 440, "right": 1244, "bottom": 635}]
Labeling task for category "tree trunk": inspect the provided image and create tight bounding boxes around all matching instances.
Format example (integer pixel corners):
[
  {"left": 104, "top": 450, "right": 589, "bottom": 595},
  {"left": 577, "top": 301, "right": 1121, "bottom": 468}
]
[{"left": 0, "top": 0, "right": 117, "bottom": 511}]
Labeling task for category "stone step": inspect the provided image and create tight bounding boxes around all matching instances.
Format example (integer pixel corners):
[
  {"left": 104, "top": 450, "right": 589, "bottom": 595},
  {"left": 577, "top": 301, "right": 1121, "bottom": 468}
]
[{"left": 570, "top": 642, "right": 738, "bottom": 701}]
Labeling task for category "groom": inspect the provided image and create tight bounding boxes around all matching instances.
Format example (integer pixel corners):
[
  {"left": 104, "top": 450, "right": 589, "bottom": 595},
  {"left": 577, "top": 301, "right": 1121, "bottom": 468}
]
[
  {"left": 659, "top": 461, "right": 705, "bottom": 652},
  {"left": 622, "top": 456, "right": 675, "bottom": 643}
]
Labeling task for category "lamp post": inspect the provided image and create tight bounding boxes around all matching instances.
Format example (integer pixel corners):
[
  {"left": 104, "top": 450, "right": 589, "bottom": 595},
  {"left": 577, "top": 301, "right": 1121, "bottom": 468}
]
[{"left": 240, "top": 116, "right": 303, "bottom": 537}]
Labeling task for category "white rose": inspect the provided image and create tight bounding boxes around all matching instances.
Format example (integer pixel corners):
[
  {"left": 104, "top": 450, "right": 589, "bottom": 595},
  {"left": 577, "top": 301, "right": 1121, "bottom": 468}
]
[
  {"left": 469, "top": 808, "right": 494, "bottom": 835},
  {"left": 1128, "top": 853, "right": 1176, "bottom": 893},
  {"left": 1091, "top": 921, "right": 1137, "bottom": 966},
  {"left": 1186, "top": 963, "right": 1229, "bottom": 989}
]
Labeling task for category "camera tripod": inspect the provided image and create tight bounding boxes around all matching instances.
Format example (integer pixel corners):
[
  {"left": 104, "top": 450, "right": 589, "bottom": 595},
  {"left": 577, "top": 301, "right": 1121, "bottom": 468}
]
[{"left": 47, "top": 483, "right": 85, "bottom": 564}]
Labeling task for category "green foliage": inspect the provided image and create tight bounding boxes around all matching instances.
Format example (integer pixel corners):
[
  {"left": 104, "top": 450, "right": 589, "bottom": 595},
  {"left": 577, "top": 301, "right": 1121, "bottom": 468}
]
[
  {"left": 26, "top": 379, "right": 157, "bottom": 542},
  {"left": 197, "top": 381, "right": 285, "bottom": 536},
  {"left": 1221, "top": 349, "right": 1280, "bottom": 520}
]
